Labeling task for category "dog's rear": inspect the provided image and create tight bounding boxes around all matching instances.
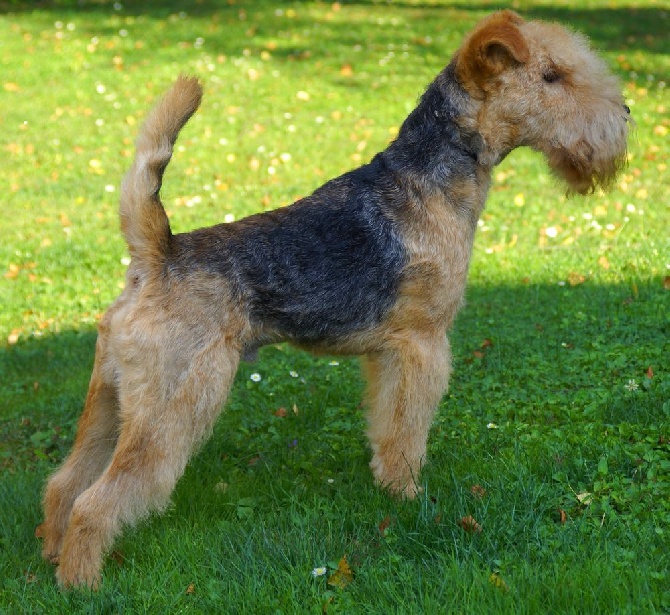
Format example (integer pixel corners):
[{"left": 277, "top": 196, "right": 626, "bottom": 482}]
[{"left": 119, "top": 75, "right": 202, "bottom": 264}]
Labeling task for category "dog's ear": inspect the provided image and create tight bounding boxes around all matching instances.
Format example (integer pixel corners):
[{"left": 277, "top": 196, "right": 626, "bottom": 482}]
[{"left": 456, "top": 11, "right": 529, "bottom": 96}]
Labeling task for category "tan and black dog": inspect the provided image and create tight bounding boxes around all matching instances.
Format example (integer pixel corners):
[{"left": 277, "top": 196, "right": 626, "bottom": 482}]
[{"left": 41, "top": 11, "right": 630, "bottom": 588}]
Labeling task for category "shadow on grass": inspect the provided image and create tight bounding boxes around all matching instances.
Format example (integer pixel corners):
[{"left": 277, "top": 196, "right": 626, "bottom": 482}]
[
  {"left": 2, "top": 277, "right": 667, "bottom": 473},
  {"left": 0, "top": 278, "right": 667, "bottom": 609}
]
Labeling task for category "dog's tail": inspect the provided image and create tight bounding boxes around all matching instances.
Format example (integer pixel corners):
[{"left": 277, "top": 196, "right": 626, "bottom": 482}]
[{"left": 120, "top": 75, "right": 203, "bottom": 264}]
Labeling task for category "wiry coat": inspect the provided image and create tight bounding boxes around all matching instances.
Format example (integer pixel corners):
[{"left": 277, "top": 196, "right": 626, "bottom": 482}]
[{"left": 41, "top": 10, "right": 630, "bottom": 589}]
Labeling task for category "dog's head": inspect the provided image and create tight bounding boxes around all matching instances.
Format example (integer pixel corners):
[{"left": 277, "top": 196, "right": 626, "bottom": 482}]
[{"left": 454, "top": 10, "right": 630, "bottom": 194}]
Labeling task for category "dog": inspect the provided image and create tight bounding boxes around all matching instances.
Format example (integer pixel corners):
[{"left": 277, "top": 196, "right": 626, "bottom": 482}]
[{"left": 41, "top": 10, "right": 630, "bottom": 587}]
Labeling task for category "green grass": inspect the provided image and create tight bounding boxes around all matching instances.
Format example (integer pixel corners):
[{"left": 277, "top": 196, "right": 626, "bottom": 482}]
[{"left": 1, "top": 0, "right": 668, "bottom": 612}]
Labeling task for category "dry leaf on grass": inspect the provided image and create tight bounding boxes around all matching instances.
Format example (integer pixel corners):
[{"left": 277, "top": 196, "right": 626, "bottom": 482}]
[
  {"left": 458, "top": 515, "right": 483, "bottom": 533},
  {"left": 327, "top": 555, "right": 353, "bottom": 589}
]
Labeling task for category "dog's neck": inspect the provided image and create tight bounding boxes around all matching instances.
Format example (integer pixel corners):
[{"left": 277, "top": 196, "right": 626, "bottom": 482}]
[{"left": 381, "top": 63, "right": 490, "bottom": 220}]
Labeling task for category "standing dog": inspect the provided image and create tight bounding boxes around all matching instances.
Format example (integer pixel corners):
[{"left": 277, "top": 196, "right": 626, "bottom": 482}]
[{"left": 42, "top": 11, "right": 630, "bottom": 587}]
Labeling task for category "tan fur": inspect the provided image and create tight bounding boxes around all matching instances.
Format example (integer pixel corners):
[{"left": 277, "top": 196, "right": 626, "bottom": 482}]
[{"left": 41, "top": 13, "right": 630, "bottom": 588}]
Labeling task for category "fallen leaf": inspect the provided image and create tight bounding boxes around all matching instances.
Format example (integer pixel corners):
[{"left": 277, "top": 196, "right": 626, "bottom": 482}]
[
  {"left": 558, "top": 508, "right": 568, "bottom": 524},
  {"left": 663, "top": 276, "right": 670, "bottom": 290},
  {"left": 470, "top": 484, "right": 486, "bottom": 499},
  {"left": 339, "top": 64, "right": 353, "bottom": 77},
  {"left": 458, "top": 515, "right": 482, "bottom": 533},
  {"left": 328, "top": 555, "right": 353, "bottom": 589},
  {"left": 576, "top": 492, "right": 593, "bottom": 506},
  {"left": 489, "top": 572, "right": 508, "bottom": 592},
  {"left": 567, "top": 271, "right": 586, "bottom": 286},
  {"left": 274, "top": 407, "right": 288, "bottom": 417},
  {"left": 185, "top": 583, "right": 195, "bottom": 594},
  {"left": 4, "top": 263, "right": 19, "bottom": 279},
  {"left": 646, "top": 366, "right": 654, "bottom": 379},
  {"left": 378, "top": 515, "right": 393, "bottom": 536}
]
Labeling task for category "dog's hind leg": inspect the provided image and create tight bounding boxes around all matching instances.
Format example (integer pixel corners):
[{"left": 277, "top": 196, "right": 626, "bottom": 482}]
[
  {"left": 42, "top": 309, "right": 123, "bottom": 565},
  {"left": 364, "top": 333, "right": 452, "bottom": 498},
  {"left": 54, "top": 334, "right": 239, "bottom": 588}
]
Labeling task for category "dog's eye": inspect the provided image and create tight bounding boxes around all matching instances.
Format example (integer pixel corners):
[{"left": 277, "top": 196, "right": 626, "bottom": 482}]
[{"left": 543, "top": 69, "right": 561, "bottom": 84}]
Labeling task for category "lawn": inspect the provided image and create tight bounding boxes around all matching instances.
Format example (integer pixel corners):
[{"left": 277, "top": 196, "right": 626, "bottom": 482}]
[{"left": 1, "top": 0, "right": 668, "bottom": 612}]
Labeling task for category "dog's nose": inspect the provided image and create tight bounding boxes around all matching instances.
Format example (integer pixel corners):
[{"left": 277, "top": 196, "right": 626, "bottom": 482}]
[{"left": 624, "top": 104, "right": 631, "bottom": 115}]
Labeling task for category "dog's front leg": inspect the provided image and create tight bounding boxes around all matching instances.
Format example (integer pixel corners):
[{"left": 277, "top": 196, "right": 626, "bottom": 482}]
[{"left": 363, "top": 334, "right": 452, "bottom": 498}]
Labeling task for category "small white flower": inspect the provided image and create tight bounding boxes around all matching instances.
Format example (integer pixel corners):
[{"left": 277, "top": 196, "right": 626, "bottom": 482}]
[
  {"left": 250, "top": 373, "right": 261, "bottom": 382},
  {"left": 312, "top": 567, "right": 327, "bottom": 577},
  {"left": 328, "top": 360, "right": 339, "bottom": 366},
  {"left": 624, "top": 379, "right": 639, "bottom": 392},
  {"left": 545, "top": 226, "right": 558, "bottom": 238},
  {"left": 289, "top": 370, "right": 299, "bottom": 378},
  {"left": 487, "top": 422, "right": 498, "bottom": 429},
  {"left": 224, "top": 213, "right": 235, "bottom": 223}
]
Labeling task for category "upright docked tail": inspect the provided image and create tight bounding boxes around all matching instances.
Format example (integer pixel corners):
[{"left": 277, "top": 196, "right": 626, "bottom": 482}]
[{"left": 120, "top": 76, "right": 203, "bottom": 264}]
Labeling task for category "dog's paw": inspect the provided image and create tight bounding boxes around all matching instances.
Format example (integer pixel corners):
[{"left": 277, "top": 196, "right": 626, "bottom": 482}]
[
  {"left": 56, "top": 560, "right": 101, "bottom": 591},
  {"left": 37, "top": 523, "right": 63, "bottom": 565},
  {"left": 370, "top": 454, "right": 421, "bottom": 499}
]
